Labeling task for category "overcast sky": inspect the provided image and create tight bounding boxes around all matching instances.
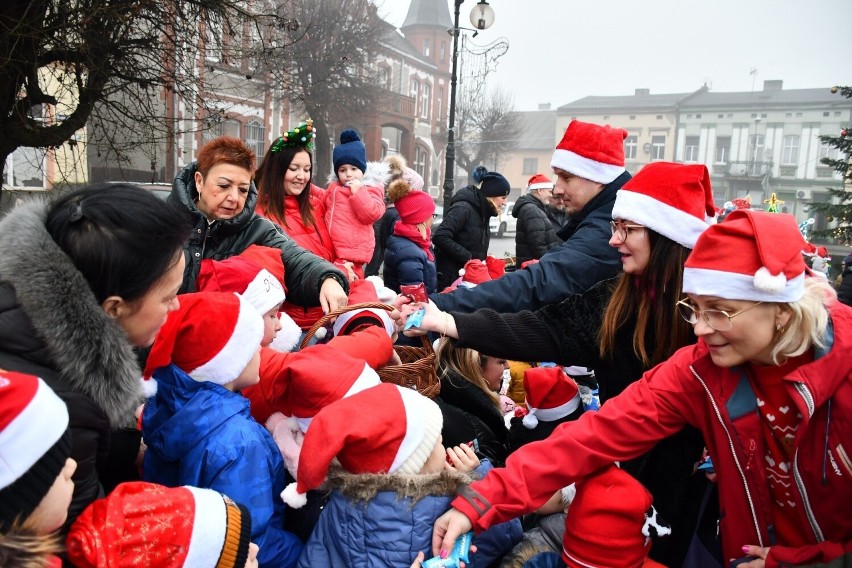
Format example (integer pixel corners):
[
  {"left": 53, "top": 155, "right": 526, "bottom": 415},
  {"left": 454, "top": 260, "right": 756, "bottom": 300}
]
[{"left": 379, "top": 0, "right": 852, "bottom": 111}]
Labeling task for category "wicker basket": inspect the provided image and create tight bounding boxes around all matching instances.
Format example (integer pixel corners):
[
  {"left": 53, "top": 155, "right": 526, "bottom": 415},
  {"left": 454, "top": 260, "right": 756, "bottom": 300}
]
[{"left": 299, "top": 302, "right": 440, "bottom": 399}]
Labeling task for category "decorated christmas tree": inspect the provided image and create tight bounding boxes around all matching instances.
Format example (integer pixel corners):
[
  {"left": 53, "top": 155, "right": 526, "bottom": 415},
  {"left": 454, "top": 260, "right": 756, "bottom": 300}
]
[{"left": 809, "top": 86, "right": 852, "bottom": 244}]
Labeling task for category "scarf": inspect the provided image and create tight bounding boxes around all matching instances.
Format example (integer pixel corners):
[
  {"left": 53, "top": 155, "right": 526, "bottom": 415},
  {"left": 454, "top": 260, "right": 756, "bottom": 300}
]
[{"left": 393, "top": 222, "right": 434, "bottom": 261}]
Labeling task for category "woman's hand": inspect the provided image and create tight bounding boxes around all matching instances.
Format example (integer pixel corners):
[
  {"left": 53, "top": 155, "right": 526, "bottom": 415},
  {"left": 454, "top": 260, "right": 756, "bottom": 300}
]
[
  {"left": 319, "top": 277, "right": 348, "bottom": 314},
  {"left": 732, "top": 545, "right": 769, "bottom": 567},
  {"left": 445, "top": 444, "right": 481, "bottom": 474},
  {"left": 432, "top": 508, "right": 474, "bottom": 558},
  {"left": 408, "top": 301, "right": 458, "bottom": 339}
]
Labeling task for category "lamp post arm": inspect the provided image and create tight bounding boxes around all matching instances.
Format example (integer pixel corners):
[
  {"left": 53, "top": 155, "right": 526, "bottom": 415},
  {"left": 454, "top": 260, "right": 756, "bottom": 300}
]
[{"left": 442, "top": 0, "right": 464, "bottom": 209}]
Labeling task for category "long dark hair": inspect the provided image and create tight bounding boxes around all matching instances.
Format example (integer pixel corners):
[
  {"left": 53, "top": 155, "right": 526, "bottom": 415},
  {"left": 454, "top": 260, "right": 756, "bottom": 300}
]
[
  {"left": 599, "top": 230, "right": 693, "bottom": 366},
  {"left": 256, "top": 145, "right": 315, "bottom": 230},
  {"left": 46, "top": 184, "right": 192, "bottom": 304}
]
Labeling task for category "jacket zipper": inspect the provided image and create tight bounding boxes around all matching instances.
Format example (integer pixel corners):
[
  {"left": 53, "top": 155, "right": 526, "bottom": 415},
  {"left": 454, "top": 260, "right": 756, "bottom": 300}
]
[
  {"left": 690, "top": 366, "right": 764, "bottom": 547},
  {"left": 792, "top": 382, "right": 825, "bottom": 542}
]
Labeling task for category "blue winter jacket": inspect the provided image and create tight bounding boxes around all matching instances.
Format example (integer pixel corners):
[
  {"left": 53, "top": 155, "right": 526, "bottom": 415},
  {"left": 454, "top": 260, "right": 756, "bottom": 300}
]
[
  {"left": 142, "top": 364, "right": 303, "bottom": 568},
  {"left": 431, "top": 171, "right": 630, "bottom": 314},
  {"left": 298, "top": 464, "right": 522, "bottom": 567},
  {"left": 383, "top": 232, "right": 438, "bottom": 295}
]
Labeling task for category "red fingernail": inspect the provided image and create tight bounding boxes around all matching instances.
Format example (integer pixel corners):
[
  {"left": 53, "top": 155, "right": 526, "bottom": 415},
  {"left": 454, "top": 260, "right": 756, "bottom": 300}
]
[
  {"left": 440, "top": 549, "right": 449, "bottom": 559},
  {"left": 742, "top": 546, "right": 749, "bottom": 554}
]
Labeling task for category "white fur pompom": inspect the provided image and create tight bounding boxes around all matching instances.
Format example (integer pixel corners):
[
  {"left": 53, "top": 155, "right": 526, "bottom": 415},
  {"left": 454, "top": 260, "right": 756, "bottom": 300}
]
[
  {"left": 270, "top": 313, "right": 303, "bottom": 352},
  {"left": 140, "top": 377, "right": 158, "bottom": 398},
  {"left": 754, "top": 267, "right": 786, "bottom": 293},
  {"left": 314, "top": 326, "right": 327, "bottom": 340},
  {"left": 560, "top": 483, "right": 576, "bottom": 505},
  {"left": 458, "top": 268, "right": 466, "bottom": 276},
  {"left": 281, "top": 482, "right": 308, "bottom": 509},
  {"left": 522, "top": 411, "right": 538, "bottom": 429}
]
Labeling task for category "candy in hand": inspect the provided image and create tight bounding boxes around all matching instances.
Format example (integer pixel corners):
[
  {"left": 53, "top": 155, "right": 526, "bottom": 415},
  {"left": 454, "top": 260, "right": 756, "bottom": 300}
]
[
  {"left": 404, "top": 308, "right": 426, "bottom": 331},
  {"left": 422, "top": 531, "right": 473, "bottom": 568},
  {"left": 400, "top": 282, "right": 429, "bottom": 303}
]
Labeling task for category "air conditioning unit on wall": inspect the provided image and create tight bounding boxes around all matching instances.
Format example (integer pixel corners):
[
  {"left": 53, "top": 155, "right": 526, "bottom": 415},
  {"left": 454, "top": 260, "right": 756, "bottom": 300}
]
[{"left": 796, "top": 189, "right": 812, "bottom": 200}]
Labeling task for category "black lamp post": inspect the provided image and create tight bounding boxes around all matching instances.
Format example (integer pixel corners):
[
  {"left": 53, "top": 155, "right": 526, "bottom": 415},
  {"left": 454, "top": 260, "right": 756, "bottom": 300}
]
[{"left": 442, "top": 0, "right": 495, "bottom": 208}]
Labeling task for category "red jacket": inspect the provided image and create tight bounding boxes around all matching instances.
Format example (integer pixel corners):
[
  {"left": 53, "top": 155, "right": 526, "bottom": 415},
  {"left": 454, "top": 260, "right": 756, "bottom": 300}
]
[
  {"left": 324, "top": 179, "right": 385, "bottom": 265},
  {"left": 453, "top": 302, "right": 852, "bottom": 567}
]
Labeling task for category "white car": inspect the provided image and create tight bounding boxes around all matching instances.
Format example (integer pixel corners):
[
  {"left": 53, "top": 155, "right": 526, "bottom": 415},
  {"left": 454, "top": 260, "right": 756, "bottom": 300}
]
[{"left": 489, "top": 201, "right": 516, "bottom": 237}]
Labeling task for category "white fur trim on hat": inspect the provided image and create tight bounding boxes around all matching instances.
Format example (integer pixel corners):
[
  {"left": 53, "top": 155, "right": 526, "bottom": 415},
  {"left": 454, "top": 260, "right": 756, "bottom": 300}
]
[
  {"left": 0, "top": 377, "right": 68, "bottom": 489},
  {"left": 332, "top": 308, "right": 395, "bottom": 338},
  {"left": 189, "top": 294, "right": 264, "bottom": 385},
  {"left": 522, "top": 394, "right": 582, "bottom": 429},
  {"left": 612, "top": 189, "right": 709, "bottom": 249},
  {"left": 393, "top": 388, "right": 444, "bottom": 475},
  {"left": 183, "top": 486, "right": 228, "bottom": 568},
  {"left": 242, "top": 269, "right": 286, "bottom": 316},
  {"left": 683, "top": 267, "right": 805, "bottom": 303},
  {"left": 366, "top": 276, "right": 396, "bottom": 303},
  {"left": 528, "top": 182, "right": 554, "bottom": 191},
  {"left": 551, "top": 148, "right": 625, "bottom": 185}
]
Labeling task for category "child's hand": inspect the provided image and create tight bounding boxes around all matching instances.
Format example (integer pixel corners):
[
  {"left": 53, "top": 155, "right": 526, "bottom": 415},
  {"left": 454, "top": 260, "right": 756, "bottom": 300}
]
[
  {"left": 346, "top": 179, "right": 362, "bottom": 193},
  {"left": 410, "top": 551, "right": 425, "bottom": 567},
  {"left": 445, "top": 443, "right": 480, "bottom": 473}
]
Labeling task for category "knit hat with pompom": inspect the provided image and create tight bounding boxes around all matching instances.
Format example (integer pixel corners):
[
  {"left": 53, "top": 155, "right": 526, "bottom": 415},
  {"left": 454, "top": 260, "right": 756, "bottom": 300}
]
[{"left": 388, "top": 179, "right": 435, "bottom": 225}]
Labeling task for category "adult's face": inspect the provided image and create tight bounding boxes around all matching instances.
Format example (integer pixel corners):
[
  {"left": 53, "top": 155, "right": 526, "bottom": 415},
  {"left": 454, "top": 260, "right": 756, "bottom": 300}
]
[
  {"left": 112, "top": 252, "right": 185, "bottom": 347},
  {"left": 548, "top": 193, "right": 565, "bottom": 211},
  {"left": 284, "top": 150, "right": 312, "bottom": 196},
  {"left": 487, "top": 195, "right": 508, "bottom": 211},
  {"left": 552, "top": 168, "right": 604, "bottom": 216},
  {"left": 194, "top": 163, "right": 252, "bottom": 221},
  {"left": 608, "top": 219, "right": 650, "bottom": 276},
  {"left": 532, "top": 187, "right": 553, "bottom": 205}
]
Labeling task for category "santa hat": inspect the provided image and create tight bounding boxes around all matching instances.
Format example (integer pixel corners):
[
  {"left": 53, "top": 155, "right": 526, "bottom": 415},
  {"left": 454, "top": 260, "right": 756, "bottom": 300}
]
[
  {"left": 332, "top": 279, "right": 395, "bottom": 337},
  {"left": 485, "top": 255, "right": 506, "bottom": 279},
  {"left": 683, "top": 210, "right": 808, "bottom": 303},
  {"left": 612, "top": 162, "right": 716, "bottom": 249},
  {"left": 0, "top": 370, "right": 71, "bottom": 530},
  {"left": 551, "top": 120, "right": 627, "bottom": 184},
  {"left": 459, "top": 259, "right": 492, "bottom": 287},
  {"left": 527, "top": 173, "right": 554, "bottom": 192},
  {"left": 282, "top": 383, "right": 443, "bottom": 508},
  {"left": 562, "top": 465, "right": 671, "bottom": 568},
  {"left": 521, "top": 366, "right": 582, "bottom": 429},
  {"left": 66, "top": 482, "right": 252, "bottom": 568},
  {"left": 197, "top": 256, "right": 285, "bottom": 316},
  {"left": 143, "top": 292, "right": 263, "bottom": 388},
  {"left": 387, "top": 178, "right": 435, "bottom": 225},
  {"left": 278, "top": 343, "right": 382, "bottom": 433}
]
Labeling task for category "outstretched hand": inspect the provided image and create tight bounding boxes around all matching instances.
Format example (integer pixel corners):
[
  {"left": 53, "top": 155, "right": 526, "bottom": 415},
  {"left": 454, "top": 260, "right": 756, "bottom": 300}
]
[{"left": 431, "top": 508, "right": 474, "bottom": 559}]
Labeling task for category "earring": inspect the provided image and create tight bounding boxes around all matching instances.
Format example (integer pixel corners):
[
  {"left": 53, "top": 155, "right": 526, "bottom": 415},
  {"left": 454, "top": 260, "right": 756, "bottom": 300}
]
[{"left": 776, "top": 322, "right": 785, "bottom": 333}]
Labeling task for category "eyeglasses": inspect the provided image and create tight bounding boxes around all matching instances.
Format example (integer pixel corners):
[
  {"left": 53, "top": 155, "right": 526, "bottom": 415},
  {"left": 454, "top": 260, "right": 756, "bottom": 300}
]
[
  {"left": 610, "top": 220, "right": 645, "bottom": 241},
  {"left": 676, "top": 299, "right": 764, "bottom": 331}
]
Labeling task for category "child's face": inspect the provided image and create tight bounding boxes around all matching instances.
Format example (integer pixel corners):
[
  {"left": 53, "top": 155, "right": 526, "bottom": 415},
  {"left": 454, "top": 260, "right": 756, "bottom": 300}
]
[
  {"left": 229, "top": 348, "right": 262, "bottom": 391},
  {"left": 419, "top": 436, "right": 446, "bottom": 474},
  {"left": 26, "top": 457, "right": 76, "bottom": 534},
  {"left": 337, "top": 164, "right": 363, "bottom": 184},
  {"left": 261, "top": 305, "right": 283, "bottom": 348}
]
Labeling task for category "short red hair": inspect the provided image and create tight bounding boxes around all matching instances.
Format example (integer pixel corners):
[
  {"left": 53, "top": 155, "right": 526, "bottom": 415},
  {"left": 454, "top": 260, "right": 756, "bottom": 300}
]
[{"left": 196, "top": 136, "right": 256, "bottom": 176}]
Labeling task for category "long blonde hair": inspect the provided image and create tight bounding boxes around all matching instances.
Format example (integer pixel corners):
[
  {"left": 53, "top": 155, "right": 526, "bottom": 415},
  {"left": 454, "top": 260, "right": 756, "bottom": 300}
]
[
  {"left": 0, "top": 521, "right": 62, "bottom": 568},
  {"left": 435, "top": 338, "right": 501, "bottom": 408},
  {"left": 771, "top": 278, "right": 836, "bottom": 364}
]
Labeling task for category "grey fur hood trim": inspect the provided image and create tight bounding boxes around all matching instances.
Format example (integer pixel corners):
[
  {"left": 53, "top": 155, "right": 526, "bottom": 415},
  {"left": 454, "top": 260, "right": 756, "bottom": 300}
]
[
  {"left": 324, "top": 466, "right": 476, "bottom": 504},
  {"left": 326, "top": 160, "right": 389, "bottom": 188},
  {"left": 0, "top": 201, "right": 143, "bottom": 426}
]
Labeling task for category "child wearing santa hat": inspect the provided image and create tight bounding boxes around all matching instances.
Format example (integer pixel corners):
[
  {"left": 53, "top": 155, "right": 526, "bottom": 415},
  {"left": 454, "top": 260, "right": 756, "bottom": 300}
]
[
  {"left": 67, "top": 481, "right": 258, "bottom": 568},
  {"left": 283, "top": 383, "right": 521, "bottom": 567},
  {"left": 140, "top": 292, "right": 302, "bottom": 568},
  {"left": 0, "top": 369, "right": 75, "bottom": 568}
]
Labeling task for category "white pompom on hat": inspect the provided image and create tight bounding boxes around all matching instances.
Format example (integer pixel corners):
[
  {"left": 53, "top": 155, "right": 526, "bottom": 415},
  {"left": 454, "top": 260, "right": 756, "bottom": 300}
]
[
  {"left": 550, "top": 120, "right": 627, "bottom": 184},
  {"left": 683, "top": 209, "right": 809, "bottom": 302}
]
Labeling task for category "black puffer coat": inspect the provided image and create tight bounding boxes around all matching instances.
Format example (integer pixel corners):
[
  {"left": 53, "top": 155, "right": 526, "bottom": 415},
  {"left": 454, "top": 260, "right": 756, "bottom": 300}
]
[
  {"left": 432, "top": 185, "right": 497, "bottom": 290},
  {"left": 171, "top": 162, "right": 346, "bottom": 300},
  {"left": 0, "top": 202, "right": 145, "bottom": 532},
  {"left": 512, "top": 194, "right": 560, "bottom": 264},
  {"left": 838, "top": 265, "right": 852, "bottom": 306}
]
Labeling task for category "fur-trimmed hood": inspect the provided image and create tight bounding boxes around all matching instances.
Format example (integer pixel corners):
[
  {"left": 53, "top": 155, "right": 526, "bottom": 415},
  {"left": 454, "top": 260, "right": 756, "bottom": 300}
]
[
  {"left": 0, "top": 201, "right": 143, "bottom": 426},
  {"left": 323, "top": 466, "right": 476, "bottom": 505}
]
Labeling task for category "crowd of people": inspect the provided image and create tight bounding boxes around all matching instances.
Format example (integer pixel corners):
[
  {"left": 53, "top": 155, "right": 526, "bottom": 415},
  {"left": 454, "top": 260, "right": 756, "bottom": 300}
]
[{"left": 0, "top": 115, "right": 849, "bottom": 568}]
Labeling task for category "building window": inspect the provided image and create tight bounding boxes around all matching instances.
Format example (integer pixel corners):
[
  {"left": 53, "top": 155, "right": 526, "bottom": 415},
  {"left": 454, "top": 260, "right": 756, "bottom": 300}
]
[
  {"left": 423, "top": 39, "right": 431, "bottom": 57},
  {"left": 222, "top": 119, "right": 240, "bottom": 138},
  {"left": 203, "top": 114, "right": 224, "bottom": 142},
  {"left": 748, "top": 134, "right": 765, "bottom": 161},
  {"left": 247, "top": 120, "right": 265, "bottom": 159},
  {"left": 522, "top": 158, "right": 538, "bottom": 175},
  {"left": 781, "top": 135, "right": 800, "bottom": 165},
  {"left": 651, "top": 135, "right": 665, "bottom": 160},
  {"left": 819, "top": 142, "right": 839, "bottom": 161},
  {"left": 823, "top": 111, "right": 830, "bottom": 117},
  {"left": 714, "top": 137, "right": 731, "bottom": 164},
  {"left": 684, "top": 136, "right": 700, "bottom": 162},
  {"left": 696, "top": 114, "right": 702, "bottom": 118},
  {"left": 414, "top": 145, "right": 428, "bottom": 178},
  {"left": 420, "top": 83, "right": 431, "bottom": 120},
  {"left": 437, "top": 86, "right": 444, "bottom": 121},
  {"left": 378, "top": 66, "right": 390, "bottom": 89},
  {"left": 718, "top": 114, "right": 724, "bottom": 119},
  {"left": 410, "top": 78, "right": 420, "bottom": 104},
  {"left": 624, "top": 135, "right": 637, "bottom": 160},
  {"left": 656, "top": 115, "right": 663, "bottom": 120},
  {"left": 440, "top": 41, "right": 446, "bottom": 61},
  {"left": 629, "top": 115, "right": 635, "bottom": 120}
]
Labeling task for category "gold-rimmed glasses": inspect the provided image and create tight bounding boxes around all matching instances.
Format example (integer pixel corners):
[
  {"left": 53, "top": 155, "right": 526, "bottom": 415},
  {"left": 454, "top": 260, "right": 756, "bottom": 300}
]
[
  {"left": 676, "top": 299, "right": 764, "bottom": 332},
  {"left": 610, "top": 220, "right": 645, "bottom": 241}
]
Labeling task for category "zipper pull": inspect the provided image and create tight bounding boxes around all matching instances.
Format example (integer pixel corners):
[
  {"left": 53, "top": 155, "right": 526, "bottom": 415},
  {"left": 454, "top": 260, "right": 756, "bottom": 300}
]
[{"left": 746, "top": 439, "right": 756, "bottom": 471}]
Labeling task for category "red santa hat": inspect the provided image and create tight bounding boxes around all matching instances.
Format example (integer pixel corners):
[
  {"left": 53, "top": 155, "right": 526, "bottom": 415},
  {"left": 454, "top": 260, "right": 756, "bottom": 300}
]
[
  {"left": 612, "top": 162, "right": 716, "bottom": 249},
  {"left": 0, "top": 370, "right": 71, "bottom": 530},
  {"left": 143, "top": 292, "right": 263, "bottom": 389},
  {"left": 527, "top": 173, "right": 554, "bottom": 192},
  {"left": 563, "top": 465, "right": 671, "bottom": 568},
  {"left": 485, "top": 255, "right": 506, "bottom": 279},
  {"left": 459, "top": 259, "right": 492, "bottom": 287},
  {"left": 332, "top": 278, "right": 395, "bottom": 337},
  {"left": 66, "top": 482, "right": 252, "bottom": 568},
  {"left": 551, "top": 120, "right": 627, "bottom": 184},
  {"left": 521, "top": 366, "right": 582, "bottom": 429},
  {"left": 282, "top": 383, "right": 444, "bottom": 508},
  {"left": 197, "top": 255, "right": 285, "bottom": 316},
  {"left": 278, "top": 343, "right": 382, "bottom": 433},
  {"left": 683, "top": 210, "right": 808, "bottom": 303}
]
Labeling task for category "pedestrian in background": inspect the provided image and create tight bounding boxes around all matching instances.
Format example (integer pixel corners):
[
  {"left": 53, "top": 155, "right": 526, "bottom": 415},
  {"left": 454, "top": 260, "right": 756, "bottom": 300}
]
[{"left": 513, "top": 173, "right": 561, "bottom": 264}]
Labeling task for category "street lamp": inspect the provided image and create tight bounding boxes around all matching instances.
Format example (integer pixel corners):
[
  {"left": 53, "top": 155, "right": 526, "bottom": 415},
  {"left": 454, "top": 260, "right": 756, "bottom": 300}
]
[{"left": 442, "top": 0, "right": 495, "bottom": 208}]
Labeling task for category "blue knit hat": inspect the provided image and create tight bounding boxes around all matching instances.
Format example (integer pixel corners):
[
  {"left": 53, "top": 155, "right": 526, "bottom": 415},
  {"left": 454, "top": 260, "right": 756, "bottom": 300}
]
[
  {"left": 480, "top": 172, "right": 510, "bottom": 197},
  {"left": 333, "top": 129, "right": 367, "bottom": 175}
]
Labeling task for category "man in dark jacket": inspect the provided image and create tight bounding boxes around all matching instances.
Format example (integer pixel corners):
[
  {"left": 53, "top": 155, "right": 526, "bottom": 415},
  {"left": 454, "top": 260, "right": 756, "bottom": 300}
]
[
  {"left": 546, "top": 193, "right": 569, "bottom": 236},
  {"left": 838, "top": 254, "right": 852, "bottom": 306},
  {"left": 428, "top": 120, "right": 629, "bottom": 314},
  {"left": 513, "top": 174, "right": 560, "bottom": 264}
]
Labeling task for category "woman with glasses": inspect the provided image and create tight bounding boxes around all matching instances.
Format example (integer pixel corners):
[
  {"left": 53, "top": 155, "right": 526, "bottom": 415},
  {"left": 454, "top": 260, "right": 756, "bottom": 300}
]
[
  {"left": 432, "top": 209, "right": 851, "bottom": 568},
  {"left": 402, "top": 162, "right": 717, "bottom": 565}
]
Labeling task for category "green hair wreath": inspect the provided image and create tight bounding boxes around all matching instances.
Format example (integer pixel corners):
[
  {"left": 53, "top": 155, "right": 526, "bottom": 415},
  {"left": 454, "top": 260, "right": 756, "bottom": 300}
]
[{"left": 270, "top": 119, "right": 316, "bottom": 153}]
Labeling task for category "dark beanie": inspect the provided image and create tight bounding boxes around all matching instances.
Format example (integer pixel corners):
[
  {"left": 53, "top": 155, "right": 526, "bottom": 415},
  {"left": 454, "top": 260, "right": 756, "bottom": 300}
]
[
  {"left": 480, "top": 172, "right": 510, "bottom": 197},
  {"left": 333, "top": 129, "right": 367, "bottom": 175}
]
